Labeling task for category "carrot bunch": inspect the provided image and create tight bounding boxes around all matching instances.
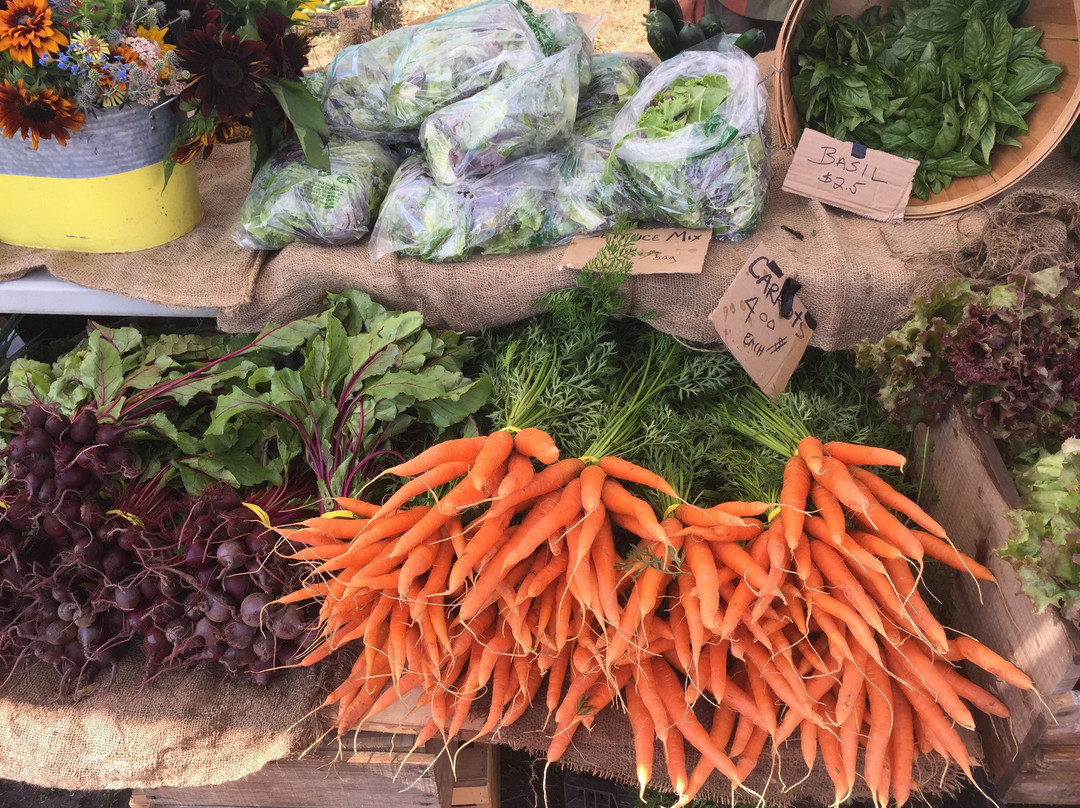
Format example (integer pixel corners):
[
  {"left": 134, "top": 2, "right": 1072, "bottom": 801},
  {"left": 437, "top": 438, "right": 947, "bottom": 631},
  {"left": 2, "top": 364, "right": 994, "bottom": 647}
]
[{"left": 276, "top": 428, "right": 1031, "bottom": 807}]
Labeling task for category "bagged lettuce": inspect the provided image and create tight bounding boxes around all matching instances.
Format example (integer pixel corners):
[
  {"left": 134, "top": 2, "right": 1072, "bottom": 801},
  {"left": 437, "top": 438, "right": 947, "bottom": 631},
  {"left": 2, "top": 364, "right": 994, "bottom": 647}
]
[
  {"left": 387, "top": 0, "right": 545, "bottom": 128},
  {"left": 420, "top": 45, "right": 582, "bottom": 185},
  {"left": 233, "top": 138, "right": 401, "bottom": 250},
  {"left": 523, "top": 6, "right": 594, "bottom": 91},
  {"left": 578, "top": 52, "right": 642, "bottom": 112},
  {"left": 322, "top": 26, "right": 416, "bottom": 142},
  {"left": 610, "top": 47, "right": 770, "bottom": 240},
  {"left": 371, "top": 153, "right": 581, "bottom": 261},
  {"left": 558, "top": 106, "right": 643, "bottom": 233}
]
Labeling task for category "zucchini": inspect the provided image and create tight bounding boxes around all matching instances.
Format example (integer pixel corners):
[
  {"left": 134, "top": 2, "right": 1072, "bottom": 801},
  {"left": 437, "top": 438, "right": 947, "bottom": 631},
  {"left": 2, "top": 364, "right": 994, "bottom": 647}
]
[
  {"left": 696, "top": 13, "right": 725, "bottom": 39},
  {"left": 654, "top": 0, "right": 684, "bottom": 32},
  {"left": 733, "top": 27, "right": 767, "bottom": 57},
  {"left": 677, "top": 22, "right": 707, "bottom": 51},
  {"left": 644, "top": 9, "right": 680, "bottom": 61}
]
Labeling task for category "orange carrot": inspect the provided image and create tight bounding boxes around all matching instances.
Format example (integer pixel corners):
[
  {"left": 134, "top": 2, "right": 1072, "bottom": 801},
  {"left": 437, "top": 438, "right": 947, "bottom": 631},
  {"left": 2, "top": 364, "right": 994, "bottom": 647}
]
[
  {"left": 601, "top": 477, "right": 668, "bottom": 547},
  {"left": 910, "top": 528, "right": 996, "bottom": 581},
  {"left": 824, "top": 440, "right": 907, "bottom": 470},
  {"left": 649, "top": 657, "right": 743, "bottom": 785},
  {"left": 797, "top": 435, "right": 826, "bottom": 475},
  {"left": 578, "top": 463, "right": 607, "bottom": 514},
  {"left": 625, "top": 686, "right": 655, "bottom": 800},
  {"left": 780, "top": 454, "right": 813, "bottom": 551},
  {"left": 933, "top": 658, "right": 1010, "bottom": 718},
  {"left": 684, "top": 533, "right": 720, "bottom": 633},
  {"left": 468, "top": 429, "right": 515, "bottom": 490},
  {"left": 385, "top": 436, "right": 487, "bottom": 477},
  {"left": 369, "top": 460, "right": 472, "bottom": 522},
  {"left": 330, "top": 496, "right": 380, "bottom": 517},
  {"left": 514, "top": 427, "right": 560, "bottom": 465},
  {"left": 496, "top": 450, "right": 536, "bottom": 499},
  {"left": 598, "top": 455, "right": 680, "bottom": 498},
  {"left": 950, "top": 635, "right": 1033, "bottom": 691},
  {"left": 499, "top": 477, "right": 582, "bottom": 574},
  {"left": 812, "top": 456, "right": 873, "bottom": 518},
  {"left": 890, "top": 688, "right": 915, "bottom": 806},
  {"left": 847, "top": 466, "right": 945, "bottom": 536}
]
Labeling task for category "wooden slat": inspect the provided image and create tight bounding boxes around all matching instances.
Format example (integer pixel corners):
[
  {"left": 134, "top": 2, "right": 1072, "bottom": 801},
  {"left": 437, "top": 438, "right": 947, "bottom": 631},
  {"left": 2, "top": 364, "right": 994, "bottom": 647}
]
[
  {"left": 915, "top": 410, "right": 1080, "bottom": 803},
  {"left": 130, "top": 735, "right": 454, "bottom": 808}
]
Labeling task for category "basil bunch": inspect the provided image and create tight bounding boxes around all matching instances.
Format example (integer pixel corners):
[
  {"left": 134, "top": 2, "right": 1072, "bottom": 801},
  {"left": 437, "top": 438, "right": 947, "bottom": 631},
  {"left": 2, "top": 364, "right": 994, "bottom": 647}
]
[{"left": 790, "top": 0, "right": 1062, "bottom": 200}]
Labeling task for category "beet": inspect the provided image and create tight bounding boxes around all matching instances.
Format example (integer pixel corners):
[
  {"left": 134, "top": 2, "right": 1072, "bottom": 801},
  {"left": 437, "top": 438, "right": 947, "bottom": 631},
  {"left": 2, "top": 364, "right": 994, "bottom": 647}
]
[
  {"left": 93, "top": 422, "right": 124, "bottom": 447},
  {"left": 20, "top": 404, "right": 48, "bottom": 429},
  {"left": 215, "top": 539, "right": 246, "bottom": 572},
  {"left": 222, "top": 572, "right": 252, "bottom": 602},
  {"left": 44, "top": 412, "right": 68, "bottom": 439},
  {"left": 239, "top": 593, "right": 271, "bottom": 628},
  {"left": 223, "top": 620, "right": 255, "bottom": 649},
  {"left": 23, "top": 427, "right": 52, "bottom": 455},
  {"left": 203, "top": 594, "right": 233, "bottom": 624},
  {"left": 2, "top": 435, "right": 29, "bottom": 463},
  {"left": 113, "top": 584, "right": 141, "bottom": 611},
  {"left": 270, "top": 605, "right": 307, "bottom": 641},
  {"left": 56, "top": 602, "right": 79, "bottom": 622},
  {"left": 68, "top": 411, "right": 99, "bottom": 445}
]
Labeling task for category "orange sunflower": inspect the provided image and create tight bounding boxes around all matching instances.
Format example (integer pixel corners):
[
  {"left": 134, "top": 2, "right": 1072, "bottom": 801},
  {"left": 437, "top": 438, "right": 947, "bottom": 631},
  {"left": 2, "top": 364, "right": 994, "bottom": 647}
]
[
  {"left": 0, "top": 79, "right": 85, "bottom": 149},
  {"left": 0, "top": 0, "right": 69, "bottom": 68}
]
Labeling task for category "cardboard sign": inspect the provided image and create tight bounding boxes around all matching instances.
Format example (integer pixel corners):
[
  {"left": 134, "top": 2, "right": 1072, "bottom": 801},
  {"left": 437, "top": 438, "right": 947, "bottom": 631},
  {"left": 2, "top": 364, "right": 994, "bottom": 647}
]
[
  {"left": 710, "top": 245, "right": 817, "bottom": 398},
  {"left": 782, "top": 128, "right": 919, "bottom": 223},
  {"left": 562, "top": 227, "right": 710, "bottom": 275}
]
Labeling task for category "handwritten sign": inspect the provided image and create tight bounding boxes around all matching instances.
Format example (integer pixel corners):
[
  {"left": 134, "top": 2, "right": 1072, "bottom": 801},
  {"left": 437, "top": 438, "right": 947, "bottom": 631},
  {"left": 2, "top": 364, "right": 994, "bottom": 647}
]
[
  {"left": 562, "top": 227, "right": 710, "bottom": 275},
  {"left": 710, "top": 245, "right": 817, "bottom": 398},
  {"left": 782, "top": 128, "right": 919, "bottom": 223}
]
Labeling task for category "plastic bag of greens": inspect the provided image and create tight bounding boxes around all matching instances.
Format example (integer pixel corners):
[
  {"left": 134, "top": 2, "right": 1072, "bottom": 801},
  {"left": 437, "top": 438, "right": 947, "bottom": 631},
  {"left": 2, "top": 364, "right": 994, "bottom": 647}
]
[
  {"left": 523, "top": 6, "right": 594, "bottom": 91},
  {"left": 322, "top": 26, "right": 416, "bottom": 142},
  {"left": 233, "top": 138, "right": 401, "bottom": 250},
  {"left": 371, "top": 153, "right": 578, "bottom": 261},
  {"left": 610, "top": 48, "right": 769, "bottom": 240},
  {"left": 578, "top": 52, "right": 642, "bottom": 112},
  {"left": 387, "top": 0, "right": 545, "bottom": 128},
  {"left": 574, "top": 105, "right": 621, "bottom": 142},
  {"left": 420, "top": 45, "right": 582, "bottom": 185},
  {"left": 557, "top": 134, "right": 643, "bottom": 235}
]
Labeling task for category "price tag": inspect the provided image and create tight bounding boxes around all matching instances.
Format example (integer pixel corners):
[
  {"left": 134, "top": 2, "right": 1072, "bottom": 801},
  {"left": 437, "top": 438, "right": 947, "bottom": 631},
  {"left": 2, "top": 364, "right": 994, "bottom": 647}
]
[
  {"left": 710, "top": 245, "right": 817, "bottom": 398},
  {"left": 562, "top": 227, "right": 710, "bottom": 275},
  {"left": 782, "top": 128, "right": 919, "bottom": 223}
]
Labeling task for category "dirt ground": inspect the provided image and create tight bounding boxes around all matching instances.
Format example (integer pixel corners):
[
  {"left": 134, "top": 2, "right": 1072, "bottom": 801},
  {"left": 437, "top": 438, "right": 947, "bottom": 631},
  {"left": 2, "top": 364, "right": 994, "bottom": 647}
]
[{"left": 372, "top": 0, "right": 652, "bottom": 53}]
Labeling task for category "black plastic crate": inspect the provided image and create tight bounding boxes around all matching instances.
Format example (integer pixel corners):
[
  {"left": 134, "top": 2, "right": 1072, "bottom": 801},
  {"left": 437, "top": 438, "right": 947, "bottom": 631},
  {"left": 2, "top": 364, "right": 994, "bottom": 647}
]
[{"left": 562, "top": 771, "right": 637, "bottom": 808}]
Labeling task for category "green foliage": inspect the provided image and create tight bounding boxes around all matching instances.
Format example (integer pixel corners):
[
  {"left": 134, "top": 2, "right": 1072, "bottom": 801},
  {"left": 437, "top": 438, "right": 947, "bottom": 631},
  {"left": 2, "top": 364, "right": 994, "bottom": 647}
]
[
  {"left": 1, "top": 292, "right": 488, "bottom": 501},
  {"left": 1000, "top": 439, "right": 1080, "bottom": 623},
  {"left": 790, "top": 0, "right": 1062, "bottom": 200},
  {"left": 855, "top": 265, "right": 1080, "bottom": 466},
  {"left": 636, "top": 76, "right": 731, "bottom": 138}
]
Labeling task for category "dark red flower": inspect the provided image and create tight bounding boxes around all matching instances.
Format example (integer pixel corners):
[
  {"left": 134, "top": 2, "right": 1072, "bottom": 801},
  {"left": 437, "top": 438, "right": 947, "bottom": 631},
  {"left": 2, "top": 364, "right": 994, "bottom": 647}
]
[
  {"left": 177, "top": 25, "right": 270, "bottom": 120},
  {"left": 255, "top": 12, "right": 309, "bottom": 83}
]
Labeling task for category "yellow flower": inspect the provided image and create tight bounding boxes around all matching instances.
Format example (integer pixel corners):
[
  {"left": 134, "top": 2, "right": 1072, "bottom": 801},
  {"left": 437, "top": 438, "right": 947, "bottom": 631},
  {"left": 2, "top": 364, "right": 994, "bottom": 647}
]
[
  {"left": 290, "top": 0, "right": 320, "bottom": 26},
  {"left": 69, "top": 30, "right": 109, "bottom": 65},
  {"left": 0, "top": 0, "right": 69, "bottom": 67},
  {"left": 136, "top": 25, "right": 176, "bottom": 55}
]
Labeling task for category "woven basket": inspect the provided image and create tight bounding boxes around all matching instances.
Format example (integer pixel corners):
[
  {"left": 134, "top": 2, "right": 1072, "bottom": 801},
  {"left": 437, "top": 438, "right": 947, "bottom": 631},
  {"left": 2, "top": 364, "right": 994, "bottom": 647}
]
[
  {"left": 772, "top": 0, "right": 1080, "bottom": 218},
  {"left": 0, "top": 103, "right": 202, "bottom": 252}
]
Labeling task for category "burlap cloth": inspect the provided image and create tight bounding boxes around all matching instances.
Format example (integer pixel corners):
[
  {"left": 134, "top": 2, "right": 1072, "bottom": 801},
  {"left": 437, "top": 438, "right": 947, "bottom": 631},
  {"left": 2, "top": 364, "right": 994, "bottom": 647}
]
[
  {"left": 0, "top": 650, "right": 327, "bottom": 791},
  {"left": 0, "top": 143, "right": 263, "bottom": 311}
]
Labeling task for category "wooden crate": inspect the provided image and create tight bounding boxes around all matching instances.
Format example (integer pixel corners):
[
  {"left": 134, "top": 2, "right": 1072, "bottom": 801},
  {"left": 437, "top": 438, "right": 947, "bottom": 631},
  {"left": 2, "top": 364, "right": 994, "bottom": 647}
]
[
  {"left": 129, "top": 732, "right": 454, "bottom": 808},
  {"left": 915, "top": 410, "right": 1080, "bottom": 804},
  {"left": 451, "top": 744, "right": 499, "bottom": 808}
]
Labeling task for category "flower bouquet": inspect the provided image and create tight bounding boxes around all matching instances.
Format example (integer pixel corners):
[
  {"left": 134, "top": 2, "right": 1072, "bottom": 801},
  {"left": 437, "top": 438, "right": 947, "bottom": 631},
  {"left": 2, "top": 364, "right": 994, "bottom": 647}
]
[{"left": 0, "top": 0, "right": 329, "bottom": 180}]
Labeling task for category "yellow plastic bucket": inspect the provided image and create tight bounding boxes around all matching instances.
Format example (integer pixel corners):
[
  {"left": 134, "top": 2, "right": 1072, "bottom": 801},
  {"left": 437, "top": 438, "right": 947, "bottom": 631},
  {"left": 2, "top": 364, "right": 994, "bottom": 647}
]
[{"left": 0, "top": 104, "right": 203, "bottom": 253}]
